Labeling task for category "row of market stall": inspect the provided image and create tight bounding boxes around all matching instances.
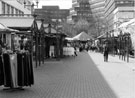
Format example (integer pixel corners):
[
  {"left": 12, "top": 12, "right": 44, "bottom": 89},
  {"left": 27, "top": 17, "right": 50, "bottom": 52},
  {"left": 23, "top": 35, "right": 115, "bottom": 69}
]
[
  {"left": 96, "top": 18, "right": 135, "bottom": 62},
  {"left": 65, "top": 31, "right": 94, "bottom": 53},
  {"left": 0, "top": 17, "right": 71, "bottom": 90},
  {"left": 0, "top": 23, "right": 34, "bottom": 90}
]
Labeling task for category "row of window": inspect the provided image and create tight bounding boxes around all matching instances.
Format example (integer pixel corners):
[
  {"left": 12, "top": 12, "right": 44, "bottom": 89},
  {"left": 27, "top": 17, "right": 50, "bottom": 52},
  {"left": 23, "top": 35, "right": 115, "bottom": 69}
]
[
  {"left": 79, "top": 4, "right": 90, "bottom": 7},
  {"left": 77, "top": 13, "right": 92, "bottom": 16},
  {"left": 75, "top": 8, "right": 91, "bottom": 12},
  {"left": 1, "top": 1, "right": 24, "bottom": 16},
  {"left": 72, "top": 2, "right": 90, "bottom": 8},
  {"left": 115, "top": 0, "right": 134, "bottom": 4}
]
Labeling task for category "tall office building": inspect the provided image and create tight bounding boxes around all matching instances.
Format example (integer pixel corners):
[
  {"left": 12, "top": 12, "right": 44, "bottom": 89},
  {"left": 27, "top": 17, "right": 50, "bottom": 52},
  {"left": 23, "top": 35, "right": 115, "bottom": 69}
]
[
  {"left": 70, "top": 0, "right": 93, "bottom": 23},
  {"left": 90, "top": 0, "right": 105, "bottom": 19},
  {"left": 104, "top": 0, "right": 135, "bottom": 31}
]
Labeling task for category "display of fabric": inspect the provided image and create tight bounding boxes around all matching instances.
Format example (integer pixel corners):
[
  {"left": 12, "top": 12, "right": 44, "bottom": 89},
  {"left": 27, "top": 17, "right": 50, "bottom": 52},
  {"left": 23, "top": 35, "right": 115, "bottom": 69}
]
[
  {"left": 17, "top": 53, "right": 24, "bottom": 86},
  {"left": 0, "top": 52, "right": 34, "bottom": 89},
  {"left": 0, "top": 55, "right": 4, "bottom": 86},
  {"left": 3, "top": 53, "right": 12, "bottom": 87},
  {"left": 28, "top": 53, "right": 34, "bottom": 85},
  {"left": 10, "top": 54, "right": 18, "bottom": 88}
]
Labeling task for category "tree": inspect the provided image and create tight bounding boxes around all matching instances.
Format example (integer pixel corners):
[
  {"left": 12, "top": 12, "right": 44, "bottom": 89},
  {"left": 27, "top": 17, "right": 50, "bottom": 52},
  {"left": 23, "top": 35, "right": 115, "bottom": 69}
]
[
  {"left": 74, "top": 18, "right": 89, "bottom": 34},
  {"left": 91, "top": 14, "right": 109, "bottom": 37},
  {"left": 61, "top": 21, "right": 77, "bottom": 37}
]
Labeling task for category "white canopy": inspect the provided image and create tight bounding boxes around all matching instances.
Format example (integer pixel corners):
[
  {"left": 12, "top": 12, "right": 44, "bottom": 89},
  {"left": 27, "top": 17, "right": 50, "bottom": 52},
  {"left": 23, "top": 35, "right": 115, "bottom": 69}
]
[
  {"left": 97, "top": 33, "right": 106, "bottom": 39},
  {"left": 72, "top": 32, "right": 93, "bottom": 41},
  {"left": 0, "top": 23, "right": 18, "bottom": 32},
  {"left": 65, "top": 37, "right": 73, "bottom": 40},
  {"left": 118, "top": 18, "right": 135, "bottom": 28},
  {"left": 118, "top": 21, "right": 129, "bottom": 28},
  {"left": 0, "top": 23, "right": 7, "bottom": 31}
]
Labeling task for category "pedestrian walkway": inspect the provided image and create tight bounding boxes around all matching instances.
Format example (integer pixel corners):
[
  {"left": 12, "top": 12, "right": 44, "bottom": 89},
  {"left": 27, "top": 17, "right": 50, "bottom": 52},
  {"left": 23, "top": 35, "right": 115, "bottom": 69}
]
[
  {"left": 0, "top": 52, "right": 119, "bottom": 98},
  {"left": 88, "top": 51, "right": 135, "bottom": 98}
]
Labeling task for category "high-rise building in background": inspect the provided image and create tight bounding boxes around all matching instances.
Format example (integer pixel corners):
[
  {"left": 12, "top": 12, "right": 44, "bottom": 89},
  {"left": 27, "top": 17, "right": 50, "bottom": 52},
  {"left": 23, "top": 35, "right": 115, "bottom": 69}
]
[
  {"left": 104, "top": 0, "right": 135, "bottom": 32},
  {"left": 69, "top": 0, "right": 93, "bottom": 23},
  {"left": 90, "top": 0, "right": 105, "bottom": 19},
  {"left": 69, "top": 0, "right": 135, "bottom": 34}
]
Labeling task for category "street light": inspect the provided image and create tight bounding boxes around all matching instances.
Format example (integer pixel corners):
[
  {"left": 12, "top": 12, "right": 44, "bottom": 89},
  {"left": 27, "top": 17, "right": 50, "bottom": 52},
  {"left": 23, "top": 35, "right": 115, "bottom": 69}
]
[
  {"left": 23, "top": 0, "right": 39, "bottom": 67},
  {"left": 24, "top": 0, "right": 39, "bottom": 14}
]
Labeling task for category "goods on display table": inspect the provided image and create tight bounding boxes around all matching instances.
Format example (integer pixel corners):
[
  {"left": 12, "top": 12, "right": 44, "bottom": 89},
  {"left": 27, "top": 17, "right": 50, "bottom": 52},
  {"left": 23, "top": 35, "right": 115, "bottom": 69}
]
[{"left": 63, "top": 46, "right": 75, "bottom": 56}]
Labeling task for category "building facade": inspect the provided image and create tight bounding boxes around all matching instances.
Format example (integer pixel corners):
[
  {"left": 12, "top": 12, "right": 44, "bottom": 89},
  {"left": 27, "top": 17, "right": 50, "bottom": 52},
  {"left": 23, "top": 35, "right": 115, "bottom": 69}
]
[
  {"left": 0, "top": 0, "right": 32, "bottom": 16},
  {"left": 90, "top": 0, "right": 105, "bottom": 19},
  {"left": 68, "top": 0, "right": 93, "bottom": 23},
  {"left": 104, "top": 0, "right": 135, "bottom": 31},
  {"left": 34, "top": 6, "right": 69, "bottom": 32},
  {"left": 0, "top": 0, "right": 33, "bottom": 48}
]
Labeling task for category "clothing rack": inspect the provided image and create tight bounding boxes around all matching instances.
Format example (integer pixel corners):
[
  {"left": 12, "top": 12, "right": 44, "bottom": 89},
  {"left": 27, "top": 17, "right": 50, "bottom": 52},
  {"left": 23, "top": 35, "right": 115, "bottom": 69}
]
[{"left": 0, "top": 51, "right": 34, "bottom": 91}]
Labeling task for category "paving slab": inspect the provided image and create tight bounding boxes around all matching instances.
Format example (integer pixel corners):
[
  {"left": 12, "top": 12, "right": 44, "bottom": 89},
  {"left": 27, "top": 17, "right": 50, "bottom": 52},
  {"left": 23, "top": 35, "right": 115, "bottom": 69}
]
[
  {"left": 0, "top": 52, "right": 122, "bottom": 98},
  {"left": 88, "top": 51, "right": 135, "bottom": 98}
]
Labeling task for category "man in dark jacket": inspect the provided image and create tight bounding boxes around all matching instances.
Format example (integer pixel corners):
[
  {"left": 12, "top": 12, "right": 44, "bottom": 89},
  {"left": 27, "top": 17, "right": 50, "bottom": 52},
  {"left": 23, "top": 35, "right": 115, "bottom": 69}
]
[{"left": 103, "top": 43, "right": 109, "bottom": 62}]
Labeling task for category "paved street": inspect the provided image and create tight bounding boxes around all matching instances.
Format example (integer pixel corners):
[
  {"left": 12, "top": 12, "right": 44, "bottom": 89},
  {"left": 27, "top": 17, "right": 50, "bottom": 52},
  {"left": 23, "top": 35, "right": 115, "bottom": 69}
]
[
  {"left": 88, "top": 51, "right": 135, "bottom": 98},
  {"left": 0, "top": 51, "right": 134, "bottom": 98}
]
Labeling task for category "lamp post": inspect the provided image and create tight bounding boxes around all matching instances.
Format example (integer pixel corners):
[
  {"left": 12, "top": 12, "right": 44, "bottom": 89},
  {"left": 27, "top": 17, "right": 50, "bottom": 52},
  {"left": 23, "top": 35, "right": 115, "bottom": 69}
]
[
  {"left": 40, "top": 19, "right": 45, "bottom": 64},
  {"left": 24, "top": 0, "right": 39, "bottom": 15},
  {"left": 24, "top": 0, "right": 39, "bottom": 67},
  {"left": 31, "top": 14, "right": 39, "bottom": 68}
]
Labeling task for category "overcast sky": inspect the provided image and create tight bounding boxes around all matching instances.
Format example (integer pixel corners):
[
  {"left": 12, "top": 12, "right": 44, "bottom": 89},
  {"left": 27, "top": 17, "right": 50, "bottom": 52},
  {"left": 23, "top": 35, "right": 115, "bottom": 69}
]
[{"left": 33, "top": 0, "right": 72, "bottom": 9}]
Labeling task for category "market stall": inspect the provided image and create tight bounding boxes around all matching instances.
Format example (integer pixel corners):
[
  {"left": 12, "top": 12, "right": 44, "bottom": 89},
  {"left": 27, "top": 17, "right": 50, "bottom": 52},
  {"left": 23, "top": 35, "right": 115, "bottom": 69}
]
[{"left": 0, "top": 23, "right": 34, "bottom": 90}]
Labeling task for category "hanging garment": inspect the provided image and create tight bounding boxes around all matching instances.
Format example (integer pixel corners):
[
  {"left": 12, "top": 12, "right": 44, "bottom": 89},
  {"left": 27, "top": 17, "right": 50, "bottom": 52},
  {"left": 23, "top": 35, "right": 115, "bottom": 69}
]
[
  {"left": 0, "top": 55, "right": 4, "bottom": 86},
  {"left": 22, "top": 53, "right": 29, "bottom": 86},
  {"left": 10, "top": 54, "right": 18, "bottom": 88},
  {"left": 28, "top": 53, "right": 34, "bottom": 85},
  {"left": 23, "top": 53, "right": 34, "bottom": 86},
  {"left": 17, "top": 52, "right": 34, "bottom": 87},
  {"left": 3, "top": 53, "right": 12, "bottom": 87},
  {"left": 17, "top": 53, "right": 24, "bottom": 86}
]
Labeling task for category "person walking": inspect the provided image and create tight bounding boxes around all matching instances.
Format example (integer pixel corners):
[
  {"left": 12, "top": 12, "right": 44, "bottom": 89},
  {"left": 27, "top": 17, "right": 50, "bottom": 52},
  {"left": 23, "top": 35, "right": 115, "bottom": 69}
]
[
  {"left": 74, "top": 46, "right": 77, "bottom": 56},
  {"left": 103, "top": 43, "right": 109, "bottom": 62}
]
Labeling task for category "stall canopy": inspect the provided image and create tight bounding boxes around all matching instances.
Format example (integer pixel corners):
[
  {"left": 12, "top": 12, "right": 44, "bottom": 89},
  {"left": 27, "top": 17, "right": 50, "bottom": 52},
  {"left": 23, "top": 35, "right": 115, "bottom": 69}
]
[
  {"left": 97, "top": 33, "right": 106, "bottom": 39},
  {"left": 72, "top": 32, "right": 93, "bottom": 41},
  {"left": 118, "top": 18, "right": 135, "bottom": 29},
  {"left": 65, "top": 37, "right": 73, "bottom": 41},
  {"left": 0, "top": 23, "right": 8, "bottom": 31},
  {"left": 0, "top": 23, "right": 18, "bottom": 32}
]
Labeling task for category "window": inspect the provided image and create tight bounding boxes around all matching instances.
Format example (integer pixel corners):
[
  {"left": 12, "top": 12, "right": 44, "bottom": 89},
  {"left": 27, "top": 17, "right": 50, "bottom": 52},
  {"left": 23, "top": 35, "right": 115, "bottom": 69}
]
[
  {"left": 11, "top": 7, "right": 14, "bottom": 16},
  {"left": 19, "top": 10, "right": 23, "bottom": 16},
  {"left": 21, "top": 12, "right": 24, "bottom": 16},
  {"left": 2, "top": 2, "right": 6, "bottom": 14},
  {"left": 15, "top": 9, "right": 18, "bottom": 16},
  {"left": 19, "top": 11, "right": 21, "bottom": 16},
  {"left": 120, "top": 1, "right": 124, "bottom": 3},
  {"left": 7, "top": 4, "right": 10, "bottom": 15},
  {"left": 3, "top": 34, "right": 6, "bottom": 44},
  {"left": 27, "top": 1, "right": 31, "bottom": 10}
]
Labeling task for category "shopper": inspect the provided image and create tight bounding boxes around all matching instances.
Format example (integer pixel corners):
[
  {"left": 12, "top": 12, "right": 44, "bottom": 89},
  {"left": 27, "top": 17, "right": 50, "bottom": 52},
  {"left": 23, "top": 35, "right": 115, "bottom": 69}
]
[{"left": 103, "top": 43, "right": 109, "bottom": 62}]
